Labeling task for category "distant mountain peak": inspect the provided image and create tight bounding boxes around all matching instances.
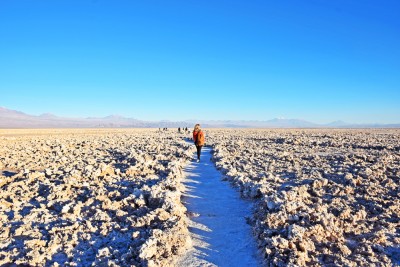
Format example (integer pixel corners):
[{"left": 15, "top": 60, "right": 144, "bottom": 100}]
[
  {"left": 326, "top": 120, "right": 350, "bottom": 126},
  {"left": 0, "top": 106, "right": 11, "bottom": 111},
  {"left": 104, "top": 114, "right": 124, "bottom": 119},
  {"left": 39, "top": 113, "right": 57, "bottom": 118},
  {"left": 0, "top": 107, "right": 28, "bottom": 115},
  {"left": 0, "top": 107, "right": 399, "bottom": 129}
]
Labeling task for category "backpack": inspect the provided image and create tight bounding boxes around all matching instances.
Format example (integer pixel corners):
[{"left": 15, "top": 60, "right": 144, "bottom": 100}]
[{"left": 197, "top": 130, "right": 205, "bottom": 145}]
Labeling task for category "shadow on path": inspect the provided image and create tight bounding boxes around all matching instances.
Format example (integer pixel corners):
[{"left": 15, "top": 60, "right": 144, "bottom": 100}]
[{"left": 177, "top": 147, "right": 261, "bottom": 267}]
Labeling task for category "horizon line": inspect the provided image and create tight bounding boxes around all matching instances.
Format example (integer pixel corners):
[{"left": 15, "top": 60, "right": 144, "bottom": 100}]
[{"left": 1, "top": 106, "right": 400, "bottom": 126}]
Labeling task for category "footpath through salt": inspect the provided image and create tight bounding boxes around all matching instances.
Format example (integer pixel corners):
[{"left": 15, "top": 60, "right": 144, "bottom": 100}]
[{"left": 176, "top": 146, "right": 262, "bottom": 267}]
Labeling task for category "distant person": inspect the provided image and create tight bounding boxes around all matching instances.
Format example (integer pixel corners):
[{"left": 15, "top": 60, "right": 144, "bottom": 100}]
[
  {"left": 193, "top": 124, "right": 205, "bottom": 162},
  {"left": 178, "top": 127, "right": 181, "bottom": 133}
]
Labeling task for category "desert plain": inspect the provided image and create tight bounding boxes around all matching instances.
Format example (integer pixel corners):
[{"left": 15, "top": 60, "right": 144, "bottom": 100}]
[{"left": 0, "top": 128, "right": 399, "bottom": 266}]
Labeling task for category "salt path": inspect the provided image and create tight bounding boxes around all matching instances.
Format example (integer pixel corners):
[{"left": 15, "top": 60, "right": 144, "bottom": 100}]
[{"left": 176, "top": 146, "right": 262, "bottom": 267}]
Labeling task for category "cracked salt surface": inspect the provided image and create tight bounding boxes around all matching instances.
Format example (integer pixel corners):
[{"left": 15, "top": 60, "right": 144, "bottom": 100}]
[{"left": 177, "top": 147, "right": 262, "bottom": 267}]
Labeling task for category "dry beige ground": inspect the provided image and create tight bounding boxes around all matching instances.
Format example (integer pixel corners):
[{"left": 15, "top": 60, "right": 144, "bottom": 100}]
[
  {"left": 1, "top": 128, "right": 399, "bottom": 266},
  {"left": 208, "top": 129, "right": 400, "bottom": 266},
  {"left": 0, "top": 129, "right": 195, "bottom": 266}
]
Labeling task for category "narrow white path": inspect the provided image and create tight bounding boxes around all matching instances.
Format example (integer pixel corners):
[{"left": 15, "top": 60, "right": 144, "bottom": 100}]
[{"left": 177, "top": 147, "right": 262, "bottom": 267}]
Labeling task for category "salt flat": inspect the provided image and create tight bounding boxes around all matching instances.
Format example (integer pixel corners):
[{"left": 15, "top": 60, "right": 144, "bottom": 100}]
[
  {"left": 209, "top": 129, "right": 400, "bottom": 266},
  {"left": 0, "top": 129, "right": 195, "bottom": 266},
  {"left": 1, "top": 128, "right": 399, "bottom": 266}
]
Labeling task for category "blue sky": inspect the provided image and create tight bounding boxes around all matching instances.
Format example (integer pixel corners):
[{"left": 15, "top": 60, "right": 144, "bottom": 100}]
[{"left": 0, "top": 0, "right": 399, "bottom": 123}]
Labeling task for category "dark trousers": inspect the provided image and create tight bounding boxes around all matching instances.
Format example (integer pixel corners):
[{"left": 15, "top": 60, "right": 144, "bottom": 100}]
[{"left": 196, "top": 145, "right": 203, "bottom": 160}]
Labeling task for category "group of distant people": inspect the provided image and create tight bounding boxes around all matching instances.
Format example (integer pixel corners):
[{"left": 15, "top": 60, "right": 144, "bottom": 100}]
[
  {"left": 178, "top": 127, "right": 189, "bottom": 134},
  {"left": 159, "top": 127, "right": 191, "bottom": 133}
]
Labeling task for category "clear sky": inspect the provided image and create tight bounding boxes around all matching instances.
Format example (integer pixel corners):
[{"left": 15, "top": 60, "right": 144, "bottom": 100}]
[{"left": 0, "top": 0, "right": 399, "bottom": 123}]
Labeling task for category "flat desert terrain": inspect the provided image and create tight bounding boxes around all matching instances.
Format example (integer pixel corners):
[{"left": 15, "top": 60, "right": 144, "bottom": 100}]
[
  {"left": 209, "top": 129, "right": 400, "bottom": 266},
  {"left": 0, "top": 129, "right": 399, "bottom": 266}
]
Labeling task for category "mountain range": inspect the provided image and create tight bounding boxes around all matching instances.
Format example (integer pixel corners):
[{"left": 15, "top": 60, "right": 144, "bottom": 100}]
[{"left": 0, "top": 107, "right": 399, "bottom": 129}]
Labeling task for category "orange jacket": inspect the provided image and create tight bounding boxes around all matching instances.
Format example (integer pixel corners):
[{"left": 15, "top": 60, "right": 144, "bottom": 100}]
[{"left": 193, "top": 130, "right": 205, "bottom": 146}]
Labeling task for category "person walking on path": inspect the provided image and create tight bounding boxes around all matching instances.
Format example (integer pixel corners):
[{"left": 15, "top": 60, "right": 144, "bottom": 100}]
[{"left": 193, "top": 124, "right": 205, "bottom": 162}]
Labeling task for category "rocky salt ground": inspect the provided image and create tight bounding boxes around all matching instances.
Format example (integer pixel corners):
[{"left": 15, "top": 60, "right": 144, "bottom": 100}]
[
  {"left": 0, "top": 129, "right": 195, "bottom": 266},
  {"left": 206, "top": 129, "right": 400, "bottom": 266},
  {"left": 1, "top": 128, "right": 400, "bottom": 267}
]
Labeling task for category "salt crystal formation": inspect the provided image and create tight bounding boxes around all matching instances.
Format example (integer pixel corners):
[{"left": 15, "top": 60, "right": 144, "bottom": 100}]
[
  {"left": 208, "top": 129, "right": 400, "bottom": 266},
  {"left": 2, "top": 128, "right": 399, "bottom": 267},
  {"left": 0, "top": 129, "right": 195, "bottom": 266}
]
